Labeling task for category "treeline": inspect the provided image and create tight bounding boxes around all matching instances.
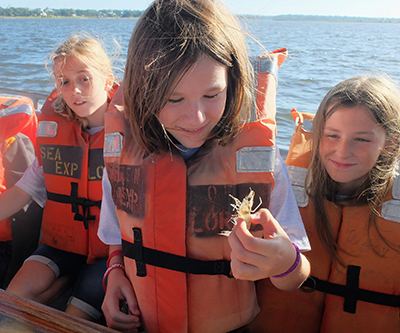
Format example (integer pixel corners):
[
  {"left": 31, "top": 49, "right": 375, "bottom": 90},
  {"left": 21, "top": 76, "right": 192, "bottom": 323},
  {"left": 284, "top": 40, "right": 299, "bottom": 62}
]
[
  {"left": 271, "top": 14, "right": 400, "bottom": 23},
  {"left": 0, "top": 7, "right": 143, "bottom": 18}
]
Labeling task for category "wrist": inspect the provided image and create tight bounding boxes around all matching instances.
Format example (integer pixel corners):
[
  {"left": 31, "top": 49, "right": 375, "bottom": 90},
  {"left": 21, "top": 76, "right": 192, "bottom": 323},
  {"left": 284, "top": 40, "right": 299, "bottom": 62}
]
[
  {"left": 107, "top": 249, "right": 123, "bottom": 267},
  {"left": 103, "top": 262, "right": 125, "bottom": 291},
  {"left": 272, "top": 242, "right": 300, "bottom": 279}
]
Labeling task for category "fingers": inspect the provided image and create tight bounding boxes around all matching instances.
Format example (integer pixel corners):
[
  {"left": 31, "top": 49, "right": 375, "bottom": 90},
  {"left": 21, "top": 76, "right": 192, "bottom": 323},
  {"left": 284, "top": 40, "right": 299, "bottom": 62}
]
[
  {"left": 228, "top": 221, "right": 269, "bottom": 280},
  {"left": 103, "top": 297, "right": 141, "bottom": 333},
  {"left": 102, "top": 275, "right": 142, "bottom": 332},
  {"left": 250, "top": 208, "right": 283, "bottom": 240},
  {"left": 123, "top": 288, "right": 141, "bottom": 317},
  {"left": 228, "top": 209, "right": 295, "bottom": 281}
]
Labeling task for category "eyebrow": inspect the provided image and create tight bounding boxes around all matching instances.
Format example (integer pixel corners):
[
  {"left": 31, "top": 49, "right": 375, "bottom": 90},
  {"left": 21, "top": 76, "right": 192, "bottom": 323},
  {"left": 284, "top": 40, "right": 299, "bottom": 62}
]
[
  {"left": 170, "top": 84, "right": 227, "bottom": 97},
  {"left": 324, "top": 127, "right": 377, "bottom": 135}
]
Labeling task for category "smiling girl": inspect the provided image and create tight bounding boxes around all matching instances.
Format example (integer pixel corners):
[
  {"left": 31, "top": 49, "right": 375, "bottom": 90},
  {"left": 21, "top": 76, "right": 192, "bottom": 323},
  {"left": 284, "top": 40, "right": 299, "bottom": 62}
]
[
  {"left": 248, "top": 75, "right": 400, "bottom": 332},
  {"left": 0, "top": 33, "right": 118, "bottom": 324},
  {"left": 98, "top": 0, "right": 310, "bottom": 332}
]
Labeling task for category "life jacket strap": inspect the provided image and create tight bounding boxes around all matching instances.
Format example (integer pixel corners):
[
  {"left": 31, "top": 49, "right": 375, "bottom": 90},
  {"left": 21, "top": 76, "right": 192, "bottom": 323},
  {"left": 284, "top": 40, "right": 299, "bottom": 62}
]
[
  {"left": 122, "top": 227, "right": 232, "bottom": 278},
  {"left": 46, "top": 182, "right": 101, "bottom": 229},
  {"left": 301, "top": 265, "right": 400, "bottom": 312}
]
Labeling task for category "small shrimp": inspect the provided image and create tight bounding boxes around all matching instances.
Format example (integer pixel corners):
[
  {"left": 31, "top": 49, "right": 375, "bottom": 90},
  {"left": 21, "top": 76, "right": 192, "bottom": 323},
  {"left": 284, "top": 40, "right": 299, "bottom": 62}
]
[{"left": 219, "top": 188, "right": 262, "bottom": 236}]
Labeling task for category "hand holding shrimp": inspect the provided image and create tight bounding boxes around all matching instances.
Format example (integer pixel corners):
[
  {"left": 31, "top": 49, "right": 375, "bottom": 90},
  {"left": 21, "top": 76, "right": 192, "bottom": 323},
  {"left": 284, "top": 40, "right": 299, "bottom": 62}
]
[{"left": 228, "top": 209, "right": 310, "bottom": 291}]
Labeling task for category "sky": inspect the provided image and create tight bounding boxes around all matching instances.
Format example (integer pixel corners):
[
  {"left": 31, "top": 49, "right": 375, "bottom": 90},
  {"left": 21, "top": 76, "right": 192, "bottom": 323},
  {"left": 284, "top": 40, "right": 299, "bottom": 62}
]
[{"left": 1, "top": 0, "right": 400, "bottom": 18}]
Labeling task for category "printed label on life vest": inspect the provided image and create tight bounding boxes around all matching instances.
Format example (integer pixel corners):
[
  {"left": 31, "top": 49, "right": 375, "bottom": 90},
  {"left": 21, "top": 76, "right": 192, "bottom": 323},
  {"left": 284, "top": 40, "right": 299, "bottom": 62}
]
[
  {"left": 88, "top": 148, "right": 104, "bottom": 181},
  {"left": 40, "top": 144, "right": 83, "bottom": 179},
  {"left": 236, "top": 146, "right": 275, "bottom": 173},
  {"left": 37, "top": 121, "right": 58, "bottom": 137},
  {"left": 107, "top": 162, "right": 145, "bottom": 217},
  {"left": 104, "top": 132, "right": 123, "bottom": 157},
  {"left": 188, "top": 183, "right": 270, "bottom": 237}
]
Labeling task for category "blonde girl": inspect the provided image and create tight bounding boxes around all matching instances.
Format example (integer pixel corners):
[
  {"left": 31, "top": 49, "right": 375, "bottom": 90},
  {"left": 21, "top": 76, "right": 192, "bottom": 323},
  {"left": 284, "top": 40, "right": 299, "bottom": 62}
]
[{"left": 0, "top": 33, "right": 118, "bottom": 323}]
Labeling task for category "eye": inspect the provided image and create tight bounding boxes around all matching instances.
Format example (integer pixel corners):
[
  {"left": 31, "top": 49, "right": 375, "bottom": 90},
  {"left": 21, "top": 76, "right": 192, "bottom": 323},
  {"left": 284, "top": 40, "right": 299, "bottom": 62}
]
[
  {"left": 79, "top": 75, "right": 91, "bottom": 83},
  {"left": 326, "top": 134, "right": 339, "bottom": 139},
  {"left": 204, "top": 93, "right": 218, "bottom": 99},
  {"left": 168, "top": 97, "right": 183, "bottom": 104},
  {"left": 59, "top": 78, "right": 68, "bottom": 86},
  {"left": 355, "top": 137, "right": 370, "bottom": 142}
]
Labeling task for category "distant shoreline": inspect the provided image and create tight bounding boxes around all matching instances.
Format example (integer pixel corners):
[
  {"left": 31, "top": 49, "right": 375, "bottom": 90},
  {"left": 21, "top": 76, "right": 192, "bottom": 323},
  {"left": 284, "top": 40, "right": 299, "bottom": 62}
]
[{"left": 0, "top": 11, "right": 399, "bottom": 23}]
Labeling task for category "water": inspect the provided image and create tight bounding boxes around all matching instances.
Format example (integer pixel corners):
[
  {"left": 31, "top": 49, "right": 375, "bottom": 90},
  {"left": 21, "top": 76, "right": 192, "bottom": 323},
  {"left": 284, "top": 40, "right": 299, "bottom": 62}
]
[{"left": 1, "top": 17, "right": 400, "bottom": 150}]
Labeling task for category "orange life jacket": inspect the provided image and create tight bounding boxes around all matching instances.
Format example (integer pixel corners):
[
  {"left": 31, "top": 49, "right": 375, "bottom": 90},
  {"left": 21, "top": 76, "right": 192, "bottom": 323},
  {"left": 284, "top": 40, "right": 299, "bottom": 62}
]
[
  {"left": 36, "top": 88, "right": 116, "bottom": 263},
  {"left": 104, "top": 49, "right": 287, "bottom": 333},
  {"left": 246, "top": 110, "right": 400, "bottom": 333},
  {"left": 0, "top": 95, "right": 37, "bottom": 242}
]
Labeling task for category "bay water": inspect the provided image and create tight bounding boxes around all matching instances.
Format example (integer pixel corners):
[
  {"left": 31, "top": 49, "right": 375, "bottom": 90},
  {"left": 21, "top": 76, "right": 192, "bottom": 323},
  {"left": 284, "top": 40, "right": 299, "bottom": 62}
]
[{"left": 1, "top": 17, "right": 400, "bottom": 150}]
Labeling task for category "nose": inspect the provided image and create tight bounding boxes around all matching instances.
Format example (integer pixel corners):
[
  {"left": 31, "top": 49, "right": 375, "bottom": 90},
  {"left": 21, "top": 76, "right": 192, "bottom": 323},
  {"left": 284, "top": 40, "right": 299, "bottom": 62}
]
[
  {"left": 71, "top": 82, "right": 82, "bottom": 94},
  {"left": 336, "top": 140, "right": 353, "bottom": 159},
  {"left": 187, "top": 101, "right": 206, "bottom": 124}
]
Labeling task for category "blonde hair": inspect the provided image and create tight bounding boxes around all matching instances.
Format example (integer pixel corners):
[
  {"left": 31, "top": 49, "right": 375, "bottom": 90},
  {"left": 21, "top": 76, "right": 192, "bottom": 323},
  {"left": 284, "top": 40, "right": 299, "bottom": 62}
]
[
  {"left": 123, "top": 0, "right": 254, "bottom": 155},
  {"left": 307, "top": 75, "right": 400, "bottom": 264},
  {"left": 46, "top": 33, "right": 115, "bottom": 128}
]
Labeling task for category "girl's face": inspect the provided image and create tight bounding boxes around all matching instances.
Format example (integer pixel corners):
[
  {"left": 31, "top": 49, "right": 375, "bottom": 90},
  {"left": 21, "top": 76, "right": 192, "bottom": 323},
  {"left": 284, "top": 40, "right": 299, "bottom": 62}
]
[
  {"left": 157, "top": 56, "right": 228, "bottom": 148},
  {"left": 54, "top": 55, "right": 112, "bottom": 128},
  {"left": 319, "top": 105, "right": 386, "bottom": 193}
]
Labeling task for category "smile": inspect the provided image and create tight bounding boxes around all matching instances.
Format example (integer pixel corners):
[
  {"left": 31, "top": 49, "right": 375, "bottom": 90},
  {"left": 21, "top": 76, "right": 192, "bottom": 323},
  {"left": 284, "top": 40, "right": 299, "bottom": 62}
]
[
  {"left": 331, "top": 160, "right": 356, "bottom": 168},
  {"left": 180, "top": 124, "right": 207, "bottom": 133}
]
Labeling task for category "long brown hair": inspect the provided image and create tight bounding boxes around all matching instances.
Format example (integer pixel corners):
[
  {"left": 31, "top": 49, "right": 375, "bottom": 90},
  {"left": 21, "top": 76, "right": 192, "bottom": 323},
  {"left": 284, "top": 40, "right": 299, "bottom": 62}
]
[
  {"left": 123, "top": 0, "right": 254, "bottom": 155},
  {"left": 307, "top": 75, "right": 400, "bottom": 264}
]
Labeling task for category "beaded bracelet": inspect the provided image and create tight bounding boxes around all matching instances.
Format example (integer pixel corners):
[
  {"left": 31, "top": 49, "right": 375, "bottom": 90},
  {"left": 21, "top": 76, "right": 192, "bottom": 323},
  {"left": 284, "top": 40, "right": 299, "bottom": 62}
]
[
  {"left": 272, "top": 242, "right": 300, "bottom": 278},
  {"left": 103, "top": 263, "right": 125, "bottom": 291},
  {"left": 106, "top": 249, "right": 123, "bottom": 268}
]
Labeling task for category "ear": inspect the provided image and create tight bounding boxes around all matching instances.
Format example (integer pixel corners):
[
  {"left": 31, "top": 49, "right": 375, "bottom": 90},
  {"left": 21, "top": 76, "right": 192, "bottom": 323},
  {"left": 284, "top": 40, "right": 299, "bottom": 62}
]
[{"left": 104, "top": 73, "right": 114, "bottom": 92}]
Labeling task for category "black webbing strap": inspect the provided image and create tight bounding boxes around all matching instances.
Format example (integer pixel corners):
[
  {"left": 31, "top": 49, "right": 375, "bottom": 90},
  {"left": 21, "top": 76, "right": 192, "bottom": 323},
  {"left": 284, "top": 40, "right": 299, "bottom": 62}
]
[
  {"left": 301, "top": 265, "right": 400, "bottom": 312},
  {"left": 46, "top": 182, "right": 101, "bottom": 229},
  {"left": 122, "top": 227, "right": 232, "bottom": 278}
]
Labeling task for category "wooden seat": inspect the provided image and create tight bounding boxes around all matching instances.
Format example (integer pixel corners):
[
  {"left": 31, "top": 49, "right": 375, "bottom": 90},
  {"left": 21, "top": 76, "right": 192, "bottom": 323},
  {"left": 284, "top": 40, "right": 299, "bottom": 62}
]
[{"left": 0, "top": 289, "right": 117, "bottom": 332}]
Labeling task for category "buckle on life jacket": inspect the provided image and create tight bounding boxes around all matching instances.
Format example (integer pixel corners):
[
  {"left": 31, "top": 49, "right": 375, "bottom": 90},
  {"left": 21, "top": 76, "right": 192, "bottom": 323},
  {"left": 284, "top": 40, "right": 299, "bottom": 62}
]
[
  {"left": 46, "top": 182, "right": 101, "bottom": 229},
  {"left": 122, "top": 227, "right": 232, "bottom": 278},
  {"left": 300, "top": 265, "right": 400, "bottom": 313}
]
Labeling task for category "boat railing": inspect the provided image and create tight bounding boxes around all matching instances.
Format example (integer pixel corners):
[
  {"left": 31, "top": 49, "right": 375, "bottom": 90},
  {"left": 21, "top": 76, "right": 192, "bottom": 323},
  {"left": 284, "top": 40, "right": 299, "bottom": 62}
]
[{"left": 0, "top": 87, "right": 48, "bottom": 111}]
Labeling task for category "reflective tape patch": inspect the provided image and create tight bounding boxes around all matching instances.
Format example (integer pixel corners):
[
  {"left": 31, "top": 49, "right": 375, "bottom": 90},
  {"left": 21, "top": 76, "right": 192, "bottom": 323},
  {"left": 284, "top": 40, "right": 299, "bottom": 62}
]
[
  {"left": 259, "top": 55, "right": 278, "bottom": 75},
  {"left": 287, "top": 165, "right": 309, "bottom": 207},
  {"left": 391, "top": 170, "right": 400, "bottom": 200},
  {"left": 382, "top": 170, "right": 400, "bottom": 222},
  {"left": 104, "top": 132, "right": 123, "bottom": 157},
  {"left": 286, "top": 165, "right": 308, "bottom": 187},
  {"left": 236, "top": 146, "right": 275, "bottom": 173},
  {"left": 382, "top": 200, "right": 400, "bottom": 223},
  {"left": 37, "top": 121, "right": 58, "bottom": 137},
  {"left": 292, "top": 186, "right": 309, "bottom": 208},
  {"left": 0, "top": 103, "right": 34, "bottom": 118},
  {"left": 302, "top": 118, "right": 313, "bottom": 132}
]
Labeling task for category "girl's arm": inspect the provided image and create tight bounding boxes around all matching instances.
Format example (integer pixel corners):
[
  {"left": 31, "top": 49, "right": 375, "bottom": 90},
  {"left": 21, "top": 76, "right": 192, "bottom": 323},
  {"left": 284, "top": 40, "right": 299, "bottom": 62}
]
[
  {"left": 102, "top": 245, "right": 142, "bottom": 333},
  {"left": 228, "top": 209, "right": 310, "bottom": 291},
  {"left": 0, "top": 185, "right": 32, "bottom": 221}
]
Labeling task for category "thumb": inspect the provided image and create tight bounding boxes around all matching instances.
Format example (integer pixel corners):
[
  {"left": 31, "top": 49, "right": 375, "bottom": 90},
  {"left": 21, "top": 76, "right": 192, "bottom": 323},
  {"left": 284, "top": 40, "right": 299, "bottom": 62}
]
[{"left": 250, "top": 208, "right": 281, "bottom": 240}]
